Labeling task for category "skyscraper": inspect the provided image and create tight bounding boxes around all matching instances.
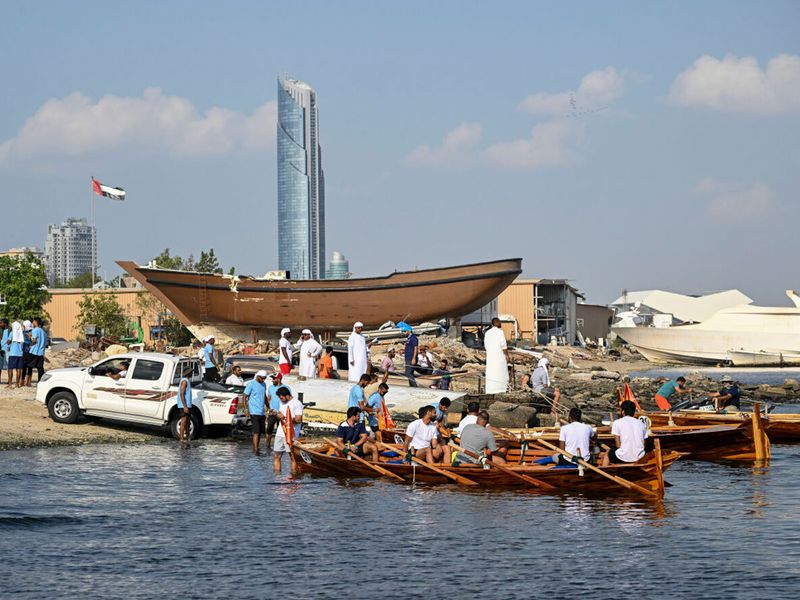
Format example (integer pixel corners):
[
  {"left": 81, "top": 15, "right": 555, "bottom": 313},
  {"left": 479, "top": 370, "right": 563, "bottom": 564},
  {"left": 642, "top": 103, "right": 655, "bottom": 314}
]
[
  {"left": 327, "top": 251, "right": 350, "bottom": 279},
  {"left": 277, "top": 76, "right": 325, "bottom": 279},
  {"left": 44, "top": 217, "right": 96, "bottom": 285}
]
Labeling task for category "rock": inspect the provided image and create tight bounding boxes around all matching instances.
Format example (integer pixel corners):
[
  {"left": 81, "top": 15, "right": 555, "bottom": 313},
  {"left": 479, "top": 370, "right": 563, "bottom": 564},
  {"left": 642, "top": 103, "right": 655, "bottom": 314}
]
[
  {"left": 104, "top": 344, "right": 127, "bottom": 356},
  {"left": 784, "top": 378, "right": 800, "bottom": 390},
  {"left": 591, "top": 370, "right": 621, "bottom": 381},
  {"left": 756, "top": 386, "right": 788, "bottom": 398},
  {"left": 486, "top": 401, "right": 538, "bottom": 428},
  {"left": 567, "top": 372, "right": 594, "bottom": 382}
]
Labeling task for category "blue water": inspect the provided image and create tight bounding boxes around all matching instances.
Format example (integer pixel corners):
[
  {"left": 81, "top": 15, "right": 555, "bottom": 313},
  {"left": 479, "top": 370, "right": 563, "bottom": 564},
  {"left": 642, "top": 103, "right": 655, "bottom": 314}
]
[{"left": 2, "top": 442, "right": 800, "bottom": 599}]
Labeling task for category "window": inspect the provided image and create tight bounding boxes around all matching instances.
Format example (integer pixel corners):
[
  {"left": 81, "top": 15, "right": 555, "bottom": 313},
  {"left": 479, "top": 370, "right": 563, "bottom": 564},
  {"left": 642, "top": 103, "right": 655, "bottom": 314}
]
[
  {"left": 131, "top": 359, "right": 164, "bottom": 381},
  {"left": 172, "top": 361, "right": 202, "bottom": 385}
]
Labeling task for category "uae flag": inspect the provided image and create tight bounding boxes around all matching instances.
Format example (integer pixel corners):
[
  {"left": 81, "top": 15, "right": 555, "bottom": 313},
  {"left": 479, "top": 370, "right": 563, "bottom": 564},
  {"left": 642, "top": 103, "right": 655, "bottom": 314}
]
[{"left": 92, "top": 177, "right": 126, "bottom": 200}]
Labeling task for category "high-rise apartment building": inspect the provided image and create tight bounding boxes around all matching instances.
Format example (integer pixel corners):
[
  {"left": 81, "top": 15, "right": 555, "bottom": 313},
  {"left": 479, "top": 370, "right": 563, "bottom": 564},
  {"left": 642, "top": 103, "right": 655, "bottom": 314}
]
[
  {"left": 277, "top": 76, "right": 326, "bottom": 279},
  {"left": 44, "top": 218, "right": 96, "bottom": 285}
]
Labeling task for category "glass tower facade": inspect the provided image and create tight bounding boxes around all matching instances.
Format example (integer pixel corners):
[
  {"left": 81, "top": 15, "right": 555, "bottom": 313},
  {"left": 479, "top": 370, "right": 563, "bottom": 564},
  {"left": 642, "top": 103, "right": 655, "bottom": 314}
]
[{"left": 277, "top": 76, "right": 326, "bottom": 279}]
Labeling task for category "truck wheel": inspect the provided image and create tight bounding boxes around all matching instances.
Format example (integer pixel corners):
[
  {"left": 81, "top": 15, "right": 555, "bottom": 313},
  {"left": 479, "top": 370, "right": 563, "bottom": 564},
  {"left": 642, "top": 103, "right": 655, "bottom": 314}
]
[
  {"left": 48, "top": 392, "right": 79, "bottom": 424},
  {"left": 169, "top": 411, "right": 202, "bottom": 440}
]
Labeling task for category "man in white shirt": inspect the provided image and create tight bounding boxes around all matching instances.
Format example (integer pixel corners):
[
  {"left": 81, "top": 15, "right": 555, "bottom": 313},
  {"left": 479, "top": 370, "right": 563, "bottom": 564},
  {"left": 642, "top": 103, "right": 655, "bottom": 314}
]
[
  {"left": 455, "top": 401, "right": 480, "bottom": 436},
  {"left": 403, "top": 405, "right": 446, "bottom": 464},
  {"left": 559, "top": 408, "right": 595, "bottom": 461},
  {"left": 602, "top": 400, "right": 647, "bottom": 466},
  {"left": 225, "top": 365, "right": 245, "bottom": 386},
  {"left": 273, "top": 386, "right": 304, "bottom": 473},
  {"left": 278, "top": 328, "right": 293, "bottom": 376},
  {"left": 298, "top": 329, "right": 322, "bottom": 379}
]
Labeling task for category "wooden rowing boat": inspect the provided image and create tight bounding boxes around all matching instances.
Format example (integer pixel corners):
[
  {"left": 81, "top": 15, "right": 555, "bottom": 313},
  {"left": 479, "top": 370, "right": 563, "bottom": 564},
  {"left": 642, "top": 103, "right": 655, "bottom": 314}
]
[
  {"left": 291, "top": 442, "right": 680, "bottom": 498},
  {"left": 644, "top": 408, "right": 798, "bottom": 444}
]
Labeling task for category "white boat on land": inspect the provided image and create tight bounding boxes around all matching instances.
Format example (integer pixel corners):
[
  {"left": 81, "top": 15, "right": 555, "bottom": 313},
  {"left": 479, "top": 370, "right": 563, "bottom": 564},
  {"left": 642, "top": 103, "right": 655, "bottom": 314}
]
[
  {"left": 613, "top": 291, "right": 800, "bottom": 366},
  {"left": 727, "top": 350, "right": 800, "bottom": 367},
  {"left": 280, "top": 375, "right": 465, "bottom": 428}
]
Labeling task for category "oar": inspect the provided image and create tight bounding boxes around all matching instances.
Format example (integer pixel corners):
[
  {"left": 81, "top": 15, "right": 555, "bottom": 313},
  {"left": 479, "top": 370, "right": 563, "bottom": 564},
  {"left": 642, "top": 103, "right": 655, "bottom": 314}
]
[
  {"left": 532, "top": 438, "right": 660, "bottom": 499},
  {"left": 377, "top": 441, "right": 479, "bottom": 487},
  {"left": 322, "top": 438, "right": 405, "bottom": 482},
  {"left": 448, "top": 442, "right": 555, "bottom": 490}
]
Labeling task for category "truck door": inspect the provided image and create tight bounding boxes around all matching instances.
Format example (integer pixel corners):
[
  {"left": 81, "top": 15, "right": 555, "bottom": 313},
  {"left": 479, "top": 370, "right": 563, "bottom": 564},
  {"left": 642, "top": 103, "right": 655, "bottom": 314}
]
[
  {"left": 83, "top": 357, "right": 130, "bottom": 414},
  {"left": 124, "top": 358, "right": 167, "bottom": 419}
]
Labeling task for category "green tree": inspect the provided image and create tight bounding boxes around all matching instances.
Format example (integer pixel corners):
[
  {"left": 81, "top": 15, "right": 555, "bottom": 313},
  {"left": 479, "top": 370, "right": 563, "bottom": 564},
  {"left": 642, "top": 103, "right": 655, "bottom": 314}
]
[
  {"left": 153, "top": 248, "right": 185, "bottom": 270},
  {"left": 196, "top": 248, "right": 222, "bottom": 274},
  {"left": 76, "top": 293, "right": 129, "bottom": 338},
  {"left": 0, "top": 254, "right": 50, "bottom": 320},
  {"left": 163, "top": 316, "right": 193, "bottom": 346}
]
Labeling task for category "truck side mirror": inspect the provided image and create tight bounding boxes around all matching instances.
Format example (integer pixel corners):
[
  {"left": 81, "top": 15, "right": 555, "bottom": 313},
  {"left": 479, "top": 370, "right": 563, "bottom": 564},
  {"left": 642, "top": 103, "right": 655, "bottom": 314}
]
[{"left": 87, "top": 366, "right": 95, "bottom": 376}]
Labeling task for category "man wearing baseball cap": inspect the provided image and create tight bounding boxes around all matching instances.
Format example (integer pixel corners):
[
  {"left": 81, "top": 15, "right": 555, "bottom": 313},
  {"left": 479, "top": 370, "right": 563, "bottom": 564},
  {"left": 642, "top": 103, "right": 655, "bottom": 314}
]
[
  {"left": 244, "top": 370, "right": 269, "bottom": 453},
  {"left": 278, "top": 328, "right": 293, "bottom": 376}
]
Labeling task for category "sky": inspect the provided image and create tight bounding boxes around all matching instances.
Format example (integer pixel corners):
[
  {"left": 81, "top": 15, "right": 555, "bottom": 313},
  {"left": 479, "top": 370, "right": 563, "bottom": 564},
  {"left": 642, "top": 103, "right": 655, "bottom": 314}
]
[{"left": 1, "top": 1, "right": 798, "bottom": 305}]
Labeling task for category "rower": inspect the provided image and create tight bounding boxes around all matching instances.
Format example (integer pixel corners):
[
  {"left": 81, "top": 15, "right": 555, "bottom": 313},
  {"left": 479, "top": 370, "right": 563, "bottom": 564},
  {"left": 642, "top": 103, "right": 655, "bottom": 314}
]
[
  {"left": 458, "top": 411, "right": 507, "bottom": 464},
  {"left": 366, "top": 383, "right": 389, "bottom": 436},
  {"left": 404, "top": 405, "right": 447, "bottom": 464},
  {"left": 336, "top": 406, "right": 379, "bottom": 461},
  {"left": 654, "top": 376, "right": 692, "bottom": 410},
  {"left": 455, "top": 401, "right": 480, "bottom": 436},
  {"left": 601, "top": 400, "right": 647, "bottom": 466},
  {"left": 535, "top": 407, "right": 595, "bottom": 466},
  {"left": 709, "top": 375, "right": 741, "bottom": 412}
]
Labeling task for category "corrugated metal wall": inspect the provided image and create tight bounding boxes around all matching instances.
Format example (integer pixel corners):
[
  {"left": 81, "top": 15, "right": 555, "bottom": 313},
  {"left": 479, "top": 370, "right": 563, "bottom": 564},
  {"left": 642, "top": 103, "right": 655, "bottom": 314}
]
[
  {"left": 497, "top": 281, "right": 536, "bottom": 340},
  {"left": 44, "top": 289, "right": 160, "bottom": 342}
]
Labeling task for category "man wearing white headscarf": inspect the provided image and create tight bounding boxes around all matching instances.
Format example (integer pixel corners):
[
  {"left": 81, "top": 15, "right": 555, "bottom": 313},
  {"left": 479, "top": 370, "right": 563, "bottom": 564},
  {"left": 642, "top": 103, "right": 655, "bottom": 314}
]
[
  {"left": 298, "top": 329, "right": 322, "bottom": 379},
  {"left": 347, "top": 322, "right": 369, "bottom": 382},
  {"left": 483, "top": 317, "right": 509, "bottom": 394},
  {"left": 7, "top": 321, "right": 25, "bottom": 388}
]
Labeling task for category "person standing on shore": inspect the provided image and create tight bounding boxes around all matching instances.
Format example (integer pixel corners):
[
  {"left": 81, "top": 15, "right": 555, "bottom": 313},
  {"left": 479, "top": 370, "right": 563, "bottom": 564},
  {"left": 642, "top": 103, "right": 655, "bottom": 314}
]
[
  {"left": 203, "top": 336, "right": 221, "bottom": 382},
  {"left": 176, "top": 363, "right": 193, "bottom": 445},
  {"left": 21, "top": 320, "right": 33, "bottom": 387},
  {"left": 298, "top": 329, "right": 322, "bottom": 379},
  {"left": 402, "top": 323, "right": 420, "bottom": 387},
  {"left": 244, "top": 370, "right": 269, "bottom": 453},
  {"left": 278, "top": 328, "right": 293, "bottom": 375},
  {"left": 484, "top": 318, "right": 509, "bottom": 394},
  {"left": 0, "top": 319, "right": 9, "bottom": 385},
  {"left": 25, "top": 318, "right": 47, "bottom": 386},
  {"left": 318, "top": 345, "right": 338, "bottom": 379},
  {"left": 347, "top": 322, "right": 369, "bottom": 382},
  {"left": 7, "top": 321, "right": 25, "bottom": 388}
]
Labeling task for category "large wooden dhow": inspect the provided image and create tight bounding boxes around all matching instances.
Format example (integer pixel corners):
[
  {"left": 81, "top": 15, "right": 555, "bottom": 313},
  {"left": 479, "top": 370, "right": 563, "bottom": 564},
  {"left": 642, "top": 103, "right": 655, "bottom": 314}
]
[
  {"left": 291, "top": 441, "right": 679, "bottom": 498},
  {"left": 118, "top": 258, "right": 522, "bottom": 341}
]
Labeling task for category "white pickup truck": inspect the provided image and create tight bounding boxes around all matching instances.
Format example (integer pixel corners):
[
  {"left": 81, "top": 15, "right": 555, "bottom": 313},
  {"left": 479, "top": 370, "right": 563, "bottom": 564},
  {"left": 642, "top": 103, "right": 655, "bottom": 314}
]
[{"left": 36, "top": 352, "right": 245, "bottom": 439}]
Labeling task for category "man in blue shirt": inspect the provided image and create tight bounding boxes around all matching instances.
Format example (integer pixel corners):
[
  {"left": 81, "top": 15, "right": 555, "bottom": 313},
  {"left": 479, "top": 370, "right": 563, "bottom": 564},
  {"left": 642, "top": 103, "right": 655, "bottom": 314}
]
[
  {"left": 710, "top": 375, "right": 741, "bottom": 411},
  {"left": 348, "top": 373, "right": 371, "bottom": 421},
  {"left": 0, "top": 319, "right": 9, "bottom": 385},
  {"left": 266, "top": 373, "right": 291, "bottom": 449},
  {"left": 366, "top": 383, "right": 389, "bottom": 433},
  {"left": 336, "top": 406, "right": 379, "bottom": 461},
  {"left": 25, "top": 318, "right": 48, "bottom": 386},
  {"left": 202, "top": 336, "right": 221, "bottom": 382},
  {"left": 244, "top": 369, "right": 268, "bottom": 453},
  {"left": 402, "top": 324, "right": 420, "bottom": 387}
]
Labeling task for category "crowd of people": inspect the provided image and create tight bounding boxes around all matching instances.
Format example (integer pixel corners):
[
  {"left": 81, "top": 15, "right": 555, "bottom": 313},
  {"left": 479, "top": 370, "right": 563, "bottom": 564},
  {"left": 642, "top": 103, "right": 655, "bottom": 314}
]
[{"left": 0, "top": 317, "right": 48, "bottom": 388}]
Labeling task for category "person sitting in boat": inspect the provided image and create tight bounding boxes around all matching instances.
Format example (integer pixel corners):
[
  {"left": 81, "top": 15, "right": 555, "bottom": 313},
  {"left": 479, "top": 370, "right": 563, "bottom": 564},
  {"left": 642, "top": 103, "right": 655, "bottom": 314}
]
[
  {"left": 434, "top": 397, "right": 453, "bottom": 443},
  {"left": 336, "top": 406, "right": 379, "bottom": 461},
  {"left": 521, "top": 358, "right": 561, "bottom": 405},
  {"left": 535, "top": 408, "right": 596, "bottom": 466},
  {"left": 404, "top": 405, "right": 447, "bottom": 464},
  {"left": 654, "top": 376, "right": 692, "bottom": 411},
  {"left": 455, "top": 401, "right": 480, "bottom": 436},
  {"left": 458, "top": 411, "right": 507, "bottom": 464},
  {"left": 366, "top": 383, "right": 389, "bottom": 436},
  {"left": 709, "top": 375, "right": 741, "bottom": 411},
  {"left": 601, "top": 400, "right": 648, "bottom": 466}
]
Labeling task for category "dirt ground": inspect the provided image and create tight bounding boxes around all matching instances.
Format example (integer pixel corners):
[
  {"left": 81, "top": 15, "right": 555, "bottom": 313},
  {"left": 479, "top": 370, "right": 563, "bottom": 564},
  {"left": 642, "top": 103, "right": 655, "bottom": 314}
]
[{"left": 0, "top": 385, "right": 159, "bottom": 450}]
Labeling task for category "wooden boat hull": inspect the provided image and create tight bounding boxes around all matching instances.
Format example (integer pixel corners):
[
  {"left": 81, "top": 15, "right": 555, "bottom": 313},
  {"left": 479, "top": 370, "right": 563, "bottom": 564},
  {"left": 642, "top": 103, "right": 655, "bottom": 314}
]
[
  {"left": 646, "top": 411, "right": 800, "bottom": 443},
  {"left": 291, "top": 442, "right": 679, "bottom": 497},
  {"left": 118, "top": 258, "right": 522, "bottom": 340}
]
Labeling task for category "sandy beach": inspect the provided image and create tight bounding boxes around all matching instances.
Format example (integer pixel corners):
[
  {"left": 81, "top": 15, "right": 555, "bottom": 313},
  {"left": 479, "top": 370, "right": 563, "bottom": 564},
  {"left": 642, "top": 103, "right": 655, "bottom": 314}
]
[{"left": 0, "top": 386, "right": 159, "bottom": 450}]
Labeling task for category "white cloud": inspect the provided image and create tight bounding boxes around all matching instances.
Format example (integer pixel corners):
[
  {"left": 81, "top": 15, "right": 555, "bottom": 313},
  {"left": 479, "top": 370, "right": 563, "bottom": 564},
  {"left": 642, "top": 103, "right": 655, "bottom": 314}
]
[
  {"left": 483, "top": 119, "right": 584, "bottom": 169},
  {"left": 406, "top": 122, "right": 482, "bottom": 168},
  {"left": 692, "top": 178, "right": 776, "bottom": 223},
  {"left": 669, "top": 54, "right": 800, "bottom": 114},
  {"left": 518, "top": 67, "right": 624, "bottom": 116},
  {"left": 0, "top": 88, "right": 277, "bottom": 163}
]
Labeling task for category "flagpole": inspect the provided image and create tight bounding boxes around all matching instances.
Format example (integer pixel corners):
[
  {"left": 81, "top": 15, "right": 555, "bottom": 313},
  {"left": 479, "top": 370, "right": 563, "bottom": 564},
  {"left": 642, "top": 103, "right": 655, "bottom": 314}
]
[{"left": 91, "top": 177, "right": 95, "bottom": 288}]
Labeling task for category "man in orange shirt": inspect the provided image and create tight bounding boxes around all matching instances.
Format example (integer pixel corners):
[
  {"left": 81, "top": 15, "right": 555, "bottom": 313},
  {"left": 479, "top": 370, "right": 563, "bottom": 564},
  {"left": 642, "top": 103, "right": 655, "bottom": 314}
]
[{"left": 318, "top": 345, "right": 337, "bottom": 379}]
